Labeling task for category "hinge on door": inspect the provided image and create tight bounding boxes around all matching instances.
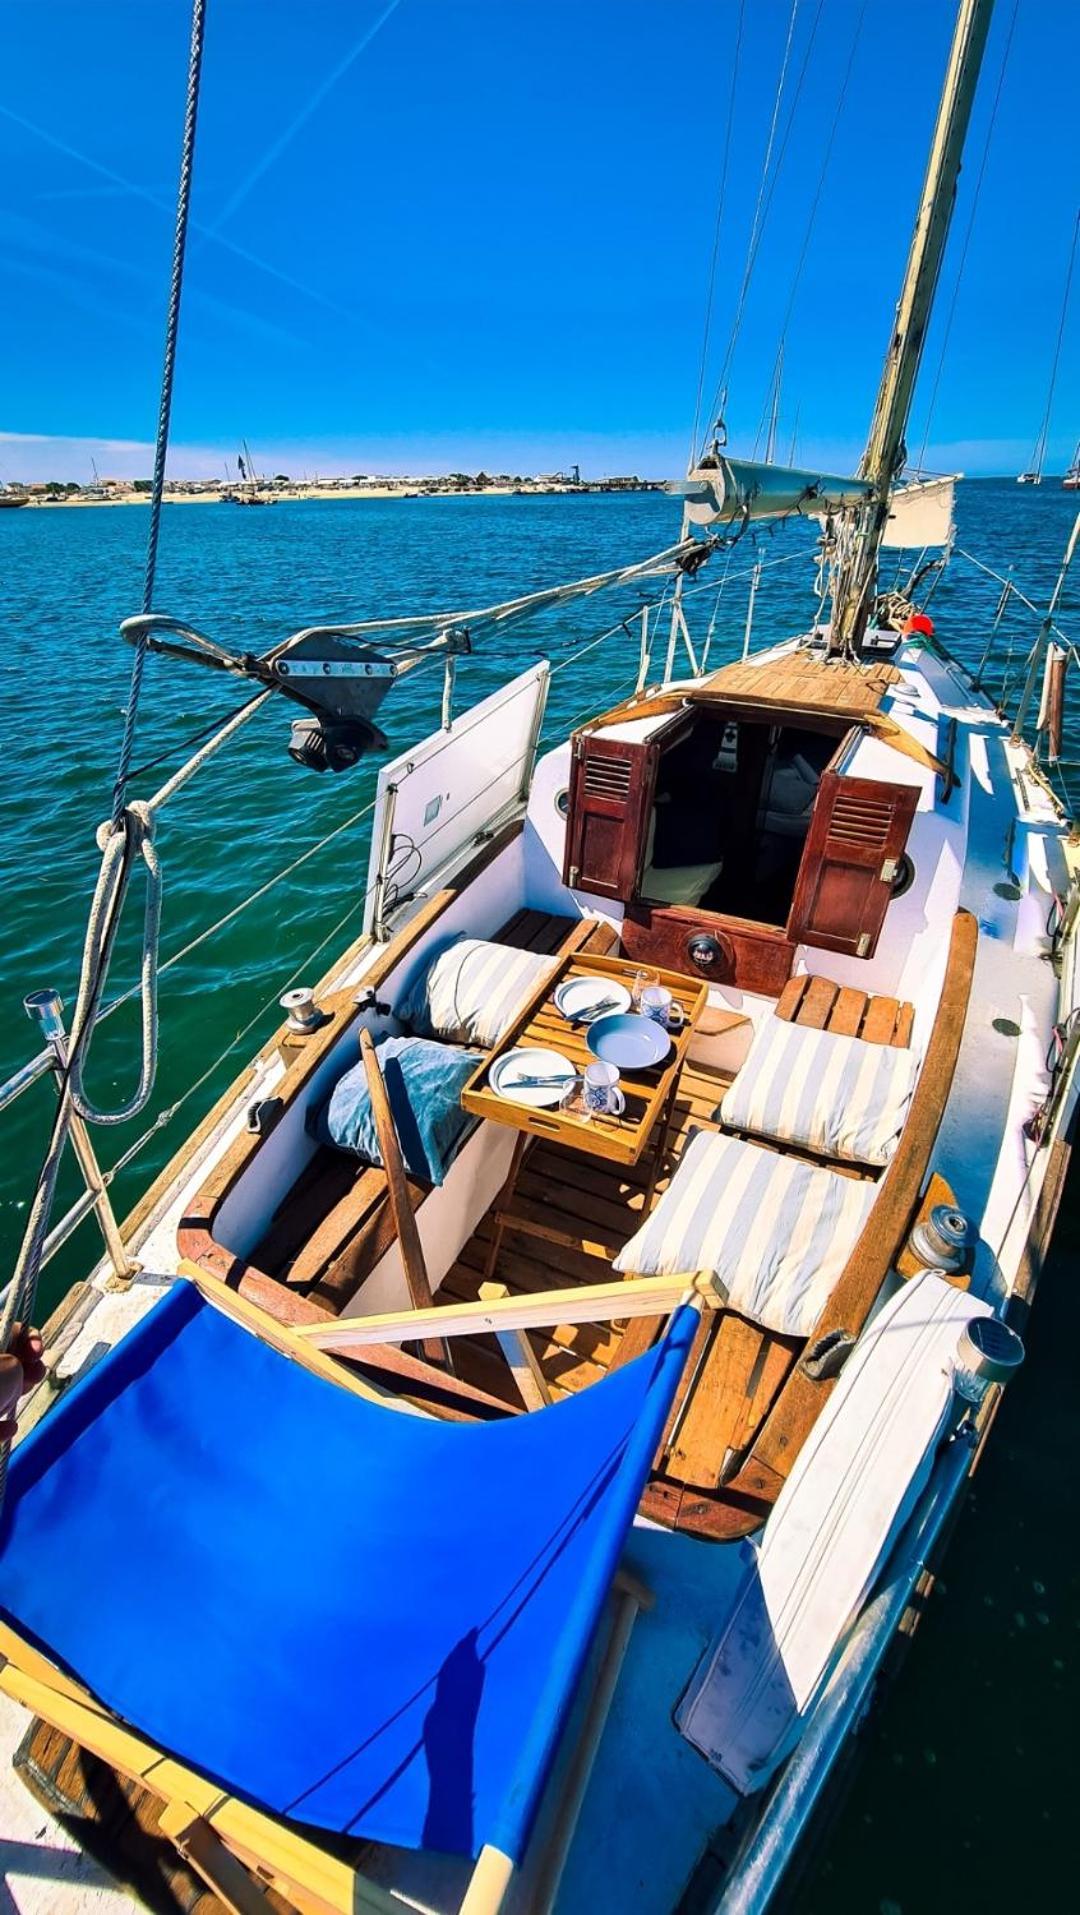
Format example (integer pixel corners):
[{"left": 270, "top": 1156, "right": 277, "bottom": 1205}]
[
  {"left": 568, "top": 865, "right": 580, "bottom": 887},
  {"left": 880, "top": 856, "right": 899, "bottom": 882},
  {"left": 856, "top": 931, "right": 871, "bottom": 957}
]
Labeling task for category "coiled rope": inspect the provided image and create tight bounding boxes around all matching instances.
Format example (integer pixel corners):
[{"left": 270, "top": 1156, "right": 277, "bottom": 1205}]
[{"left": 0, "top": 0, "right": 207, "bottom": 1489}]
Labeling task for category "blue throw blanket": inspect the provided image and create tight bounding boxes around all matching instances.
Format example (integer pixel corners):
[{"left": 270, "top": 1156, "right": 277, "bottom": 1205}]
[{"left": 316, "top": 1034, "right": 482, "bottom": 1185}]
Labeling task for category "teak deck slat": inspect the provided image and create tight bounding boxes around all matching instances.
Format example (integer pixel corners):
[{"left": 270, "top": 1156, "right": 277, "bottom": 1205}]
[
  {"left": 775, "top": 974, "right": 915, "bottom": 1049},
  {"left": 860, "top": 994, "right": 902, "bottom": 1046},
  {"left": 828, "top": 985, "right": 869, "bottom": 1037},
  {"left": 667, "top": 1313, "right": 801, "bottom": 1490},
  {"left": 799, "top": 977, "right": 839, "bottom": 1028}
]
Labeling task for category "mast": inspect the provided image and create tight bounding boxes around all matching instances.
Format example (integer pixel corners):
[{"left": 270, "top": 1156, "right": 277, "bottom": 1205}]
[{"left": 828, "top": 0, "right": 996, "bottom": 656}]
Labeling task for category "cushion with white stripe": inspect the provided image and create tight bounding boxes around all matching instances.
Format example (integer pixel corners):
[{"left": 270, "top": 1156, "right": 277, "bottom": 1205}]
[
  {"left": 612, "top": 1132, "right": 875, "bottom": 1338},
  {"left": 720, "top": 1013, "right": 916, "bottom": 1168},
  {"left": 397, "top": 937, "right": 556, "bottom": 1050}
]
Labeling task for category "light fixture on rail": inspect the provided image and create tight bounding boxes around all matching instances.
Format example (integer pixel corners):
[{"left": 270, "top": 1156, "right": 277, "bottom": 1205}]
[{"left": 120, "top": 614, "right": 472, "bottom": 774}]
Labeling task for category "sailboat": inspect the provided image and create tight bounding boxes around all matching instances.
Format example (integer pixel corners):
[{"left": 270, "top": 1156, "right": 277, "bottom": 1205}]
[
  {"left": 229, "top": 439, "right": 275, "bottom": 504},
  {"left": 1019, "top": 211, "right": 1078, "bottom": 485},
  {"left": 0, "top": 2, "right": 1077, "bottom": 1911},
  {"left": 1064, "top": 437, "right": 1080, "bottom": 489}
]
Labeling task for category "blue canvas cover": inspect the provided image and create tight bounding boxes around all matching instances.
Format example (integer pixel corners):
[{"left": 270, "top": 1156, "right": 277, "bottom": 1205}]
[{"left": 0, "top": 1282, "right": 696, "bottom": 1864}]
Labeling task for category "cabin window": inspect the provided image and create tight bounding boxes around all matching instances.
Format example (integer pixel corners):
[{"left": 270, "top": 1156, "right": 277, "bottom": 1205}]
[{"left": 639, "top": 712, "right": 840, "bottom": 927}]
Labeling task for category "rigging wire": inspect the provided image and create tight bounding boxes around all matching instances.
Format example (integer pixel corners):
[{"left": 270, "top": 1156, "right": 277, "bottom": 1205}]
[
  {"left": 1025, "top": 206, "right": 1080, "bottom": 480},
  {"left": 757, "top": 0, "right": 868, "bottom": 442},
  {"left": 687, "top": 0, "right": 746, "bottom": 467},
  {"left": 913, "top": 0, "right": 1019, "bottom": 475},
  {"left": 705, "top": 0, "right": 822, "bottom": 446},
  {"left": 125, "top": 687, "right": 271, "bottom": 787}
]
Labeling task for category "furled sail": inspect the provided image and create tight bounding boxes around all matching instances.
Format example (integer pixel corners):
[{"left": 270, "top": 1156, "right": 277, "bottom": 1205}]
[
  {"left": 670, "top": 456, "right": 873, "bottom": 528},
  {"left": 880, "top": 473, "right": 957, "bottom": 548}
]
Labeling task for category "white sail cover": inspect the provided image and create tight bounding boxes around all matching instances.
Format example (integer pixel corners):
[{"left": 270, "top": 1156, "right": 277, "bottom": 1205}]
[
  {"left": 881, "top": 474, "right": 957, "bottom": 548},
  {"left": 672, "top": 456, "right": 872, "bottom": 528}
]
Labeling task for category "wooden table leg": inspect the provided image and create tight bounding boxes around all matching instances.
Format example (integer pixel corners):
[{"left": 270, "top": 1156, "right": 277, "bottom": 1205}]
[
  {"left": 640, "top": 1075, "right": 682, "bottom": 1217},
  {"left": 482, "top": 1132, "right": 531, "bottom": 1283}
]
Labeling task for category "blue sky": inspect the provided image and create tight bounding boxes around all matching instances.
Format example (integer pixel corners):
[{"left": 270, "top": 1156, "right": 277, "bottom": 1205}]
[{"left": 1, "top": 0, "right": 1077, "bottom": 481}]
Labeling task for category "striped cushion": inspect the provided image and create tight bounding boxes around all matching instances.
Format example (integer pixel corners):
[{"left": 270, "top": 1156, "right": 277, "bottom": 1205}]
[
  {"left": 397, "top": 937, "right": 556, "bottom": 1049},
  {"left": 612, "top": 1132, "right": 875, "bottom": 1337},
  {"left": 720, "top": 1014, "right": 916, "bottom": 1167}
]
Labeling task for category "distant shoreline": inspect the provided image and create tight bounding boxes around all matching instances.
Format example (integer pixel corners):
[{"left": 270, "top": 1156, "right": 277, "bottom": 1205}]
[{"left": 6, "top": 480, "right": 665, "bottom": 510}]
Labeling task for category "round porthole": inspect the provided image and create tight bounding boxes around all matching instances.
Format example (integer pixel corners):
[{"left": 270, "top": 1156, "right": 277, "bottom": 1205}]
[
  {"left": 554, "top": 787, "right": 570, "bottom": 818},
  {"left": 890, "top": 852, "right": 915, "bottom": 899}
]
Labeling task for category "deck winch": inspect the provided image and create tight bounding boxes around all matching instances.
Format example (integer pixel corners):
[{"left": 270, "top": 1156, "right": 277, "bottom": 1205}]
[{"left": 120, "top": 614, "right": 473, "bottom": 772}]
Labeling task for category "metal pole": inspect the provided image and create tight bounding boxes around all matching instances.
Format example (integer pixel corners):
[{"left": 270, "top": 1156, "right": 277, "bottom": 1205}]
[
  {"left": 23, "top": 991, "right": 138, "bottom": 1287},
  {"left": 741, "top": 561, "right": 762, "bottom": 661},
  {"left": 636, "top": 603, "right": 651, "bottom": 691},
  {"left": 829, "top": 0, "right": 996, "bottom": 655}
]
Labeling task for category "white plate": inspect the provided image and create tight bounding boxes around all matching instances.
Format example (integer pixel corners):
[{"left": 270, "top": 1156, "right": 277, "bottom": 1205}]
[
  {"left": 491, "top": 1046, "right": 577, "bottom": 1109},
  {"left": 553, "top": 975, "right": 632, "bottom": 1023}
]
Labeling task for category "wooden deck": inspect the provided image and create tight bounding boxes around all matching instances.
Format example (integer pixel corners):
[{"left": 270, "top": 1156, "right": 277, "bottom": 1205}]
[{"left": 438, "top": 1049, "right": 733, "bottom": 1406}]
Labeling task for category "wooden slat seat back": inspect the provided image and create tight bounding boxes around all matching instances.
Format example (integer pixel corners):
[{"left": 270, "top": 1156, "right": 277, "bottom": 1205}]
[{"left": 774, "top": 974, "right": 915, "bottom": 1048}]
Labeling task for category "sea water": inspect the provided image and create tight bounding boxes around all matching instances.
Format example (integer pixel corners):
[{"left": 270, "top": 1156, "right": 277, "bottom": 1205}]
[{"left": 0, "top": 481, "right": 1076, "bottom": 1910}]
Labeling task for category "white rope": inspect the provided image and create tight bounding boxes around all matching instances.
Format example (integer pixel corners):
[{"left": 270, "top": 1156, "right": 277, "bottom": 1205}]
[{"left": 67, "top": 805, "right": 162, "bottom": 1126}]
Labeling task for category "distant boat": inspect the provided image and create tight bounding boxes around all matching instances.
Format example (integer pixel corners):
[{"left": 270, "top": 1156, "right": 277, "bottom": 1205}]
[
  {"left": 1020, "top": 212, "right": 1078, "bottom": 487},
  {"left": 1064, "top": 439, "right": 1080, "bottom": 489},
  {"left": 0, "top": 490, "right": 28, "bottom": 508},
  {"left": 230, "top": 440, "right": 275, "bottom": 505}
]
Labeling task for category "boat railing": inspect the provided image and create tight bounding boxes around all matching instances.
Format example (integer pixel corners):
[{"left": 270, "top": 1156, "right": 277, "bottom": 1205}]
[{"left": 2, "top": 992, "right": 137, "bottom": 1291}]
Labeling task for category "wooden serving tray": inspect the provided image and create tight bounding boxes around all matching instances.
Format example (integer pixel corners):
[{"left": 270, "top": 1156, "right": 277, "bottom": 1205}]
[{"left": 461, "top": 948, "right": 706, "bottom": 1166}]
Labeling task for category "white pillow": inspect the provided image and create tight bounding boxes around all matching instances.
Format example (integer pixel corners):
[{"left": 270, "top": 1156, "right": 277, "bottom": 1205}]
[
  {"left": 397, "top": 937, "right": 556, "bottom": 1049},
  {"left": 612, "top": 1131, "right": 875, "bottom": 1338},
  {"left": 720, "top": 1013, "right": 916, "bottom": 1168}
]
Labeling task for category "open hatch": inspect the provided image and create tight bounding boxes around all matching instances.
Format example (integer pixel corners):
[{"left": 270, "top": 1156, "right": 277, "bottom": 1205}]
[{"left": 562, "top": 654, "right": 922, "bottom": 989}]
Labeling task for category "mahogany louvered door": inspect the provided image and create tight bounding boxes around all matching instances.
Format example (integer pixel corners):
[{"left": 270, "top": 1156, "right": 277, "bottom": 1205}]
[
  {"left": 787, "top": 771, "right": 919, "bottom": 959},
  {"left": 562, "top": 731, "right": 660, "bottom": 900}
]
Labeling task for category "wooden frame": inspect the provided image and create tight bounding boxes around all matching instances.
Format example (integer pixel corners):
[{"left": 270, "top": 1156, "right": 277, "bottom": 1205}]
[
  {"left": 0, "top": 1255, "right": 665, "bottom": 1915},
  {"left": 291, "top": 1269, "right": 718, "bottom": 1355}
]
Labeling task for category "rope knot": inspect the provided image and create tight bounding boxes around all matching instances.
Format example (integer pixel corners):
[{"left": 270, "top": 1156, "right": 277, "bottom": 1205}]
[{"left": 95, "top": 802, "right": 156, "bottom": 856}]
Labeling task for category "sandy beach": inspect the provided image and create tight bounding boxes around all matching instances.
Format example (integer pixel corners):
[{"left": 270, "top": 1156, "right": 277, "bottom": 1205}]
[{"left": 17, "top": 481, "right": 656, "bottom": 508}]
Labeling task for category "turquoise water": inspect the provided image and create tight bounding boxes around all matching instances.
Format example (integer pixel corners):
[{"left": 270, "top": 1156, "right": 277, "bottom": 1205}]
[{"left": 0, "top": 482, "right": 1077, "bottom": 1906}]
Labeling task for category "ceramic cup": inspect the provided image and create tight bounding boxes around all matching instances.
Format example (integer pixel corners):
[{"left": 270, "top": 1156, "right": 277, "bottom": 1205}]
[
  {"left": 584, "top": 1060, "right": 625, "bottom": 1116},
  {"left": 640, "top": 984, "right": 673, "bottom": 1027}
]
